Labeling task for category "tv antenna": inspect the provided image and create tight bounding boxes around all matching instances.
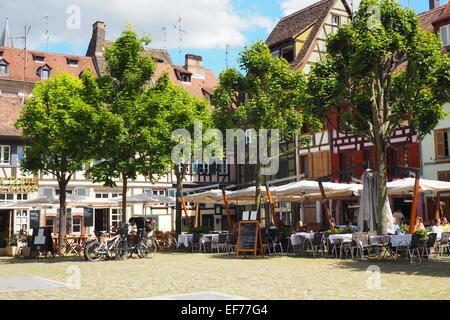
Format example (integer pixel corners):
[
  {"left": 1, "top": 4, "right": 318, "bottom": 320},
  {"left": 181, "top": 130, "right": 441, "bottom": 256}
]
[
  {"left": 160, "top": 27, "right": 167, "bottom": 49},
  {"left": 42, "top": 16, "right": 49, "bottom": 52},
  {"left": 173, "top": 16, "right": 187, "bottom": 64},
  {"left": 18, "top": 25, "right": 31, "bottom": 100}
]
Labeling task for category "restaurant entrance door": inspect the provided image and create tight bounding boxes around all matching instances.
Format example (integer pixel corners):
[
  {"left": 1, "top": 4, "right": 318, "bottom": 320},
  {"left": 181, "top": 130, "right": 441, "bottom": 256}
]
[
  {"left": 94, "top": 208, "right": 109, "bottom": 233},
  {"left": 0, "top": 210, "right": 11, "bottom": 237}
]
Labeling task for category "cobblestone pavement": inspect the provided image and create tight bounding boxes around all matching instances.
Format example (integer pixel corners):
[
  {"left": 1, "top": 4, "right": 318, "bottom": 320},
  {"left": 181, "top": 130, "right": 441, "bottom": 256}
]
[{"left": 0, "top": 252, "right": 449, "bottom": 300}]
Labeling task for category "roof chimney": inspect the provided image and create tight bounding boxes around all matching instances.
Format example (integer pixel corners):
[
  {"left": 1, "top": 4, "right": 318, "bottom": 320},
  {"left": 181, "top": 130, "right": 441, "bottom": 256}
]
[
  {"left": 86, "top": 21, "right": 106, "bottom": 57},
  {"left": 185, "top": 54, "right": 205, "bottom": 78},
  {"left": 429, "top": 0, "right": 440, "bottom": 10},
  {"left": 0, "top": 18, "right": 14, "bottom": 48}
]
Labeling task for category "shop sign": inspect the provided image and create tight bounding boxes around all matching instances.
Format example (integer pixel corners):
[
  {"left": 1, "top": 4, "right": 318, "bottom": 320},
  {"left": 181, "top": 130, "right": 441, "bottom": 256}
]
[{"left": 0, "top": 177, "right": 39, "bottom": 193}]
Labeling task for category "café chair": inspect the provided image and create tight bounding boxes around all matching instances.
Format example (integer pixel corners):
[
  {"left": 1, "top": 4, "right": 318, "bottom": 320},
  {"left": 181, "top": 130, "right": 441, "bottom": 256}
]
[
  {"left": 420, "top": 232, "right": 437, "bottom": 260},
  {"left": 438, "top": 232, "right": 450, "bottom": 256}
]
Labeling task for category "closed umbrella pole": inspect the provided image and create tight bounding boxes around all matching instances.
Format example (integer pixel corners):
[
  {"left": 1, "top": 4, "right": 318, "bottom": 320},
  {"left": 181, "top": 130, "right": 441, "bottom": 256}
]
[
  {"left": 180, "top": 196, "right": 192, "bottom": 232},
  {"left": 435, "top": 192, "right": 441, "bottom": 220},
  {"left": 265, "top": 183, "right": 280, "bottom": 227},
  {"left": 409, "top": 176, "right": 421, "bottom": 234}
]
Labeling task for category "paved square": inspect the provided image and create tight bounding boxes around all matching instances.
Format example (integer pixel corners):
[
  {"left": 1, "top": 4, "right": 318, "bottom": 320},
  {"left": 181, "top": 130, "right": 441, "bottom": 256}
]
[
  {"left": 0, "top": 253, "right": 449, "bottom": 300},
  {"left": 140, "top": 292, "right": 248, "bottom": 300},
  {"left": 0, "top": 277, "right": 70, "bottom": 293}
]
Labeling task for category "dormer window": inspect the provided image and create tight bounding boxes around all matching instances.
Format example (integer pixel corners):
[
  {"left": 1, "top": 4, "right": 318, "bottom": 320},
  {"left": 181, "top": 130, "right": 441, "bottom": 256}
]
[
  {"left": 281, "top": 46, "right": 294, "bottom": 63},
  {"left": 0, "top": 59, "right": 9, "bottom": 75},
  {"left": 331, "top": 15, "right": 340, "bottom": 27},
  {"left": 181, "top": 74, "right": 191, "bottom": 83},
  {"left": 271, "top": 51, "right": 280, "bottom": 58},
  {"left": 440, "top": 25, "right": 450, "bottom": 47},
  {"left": 67, "top": 58, "right": 79, "bottom": 67},
  {"left": 33, "top": 55, "right": 45, "bottom": 63},
  {"left": 37, "top": 64, "right": 52, "bottom": 80}
]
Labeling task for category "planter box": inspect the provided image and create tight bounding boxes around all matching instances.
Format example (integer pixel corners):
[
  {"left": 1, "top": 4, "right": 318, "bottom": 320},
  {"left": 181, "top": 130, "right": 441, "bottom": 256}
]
[
  {"left": 0, "top": 248, "right": 6, "bottom": 256},
  {"left": 6, "top": 246, "right": 18, "bottom": 257},
  {"left": 21, "top": 247, "right": 31, "bottom": 258}
]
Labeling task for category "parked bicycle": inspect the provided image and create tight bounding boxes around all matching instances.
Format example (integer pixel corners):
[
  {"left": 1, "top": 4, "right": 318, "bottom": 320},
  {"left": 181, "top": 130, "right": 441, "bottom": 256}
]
[{"left": 84, "top": 226, "right": 128, "bottom": 262}]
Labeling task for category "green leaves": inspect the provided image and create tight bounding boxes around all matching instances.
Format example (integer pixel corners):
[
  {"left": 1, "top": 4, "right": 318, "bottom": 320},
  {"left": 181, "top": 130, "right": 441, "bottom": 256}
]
[
  {"left": 15, "top": 72, "right": 120, "bottom": 179},
  {"left": 307, "top": 0, "right": 450, "bottom": 144}
]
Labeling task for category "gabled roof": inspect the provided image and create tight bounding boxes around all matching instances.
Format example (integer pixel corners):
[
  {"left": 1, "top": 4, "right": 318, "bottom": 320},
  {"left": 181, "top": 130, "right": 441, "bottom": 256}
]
[
  {"left": 433, "top": 0, "right": 450, "bottom": 25},
  {"left": 418, "top": 2, "right": 448, "bottom": 31},
  {"left": 0, "top": 47, "right": 96, "bottom": 83},
  {"left": 266, "top": 0, "right": 352, "bottom": 69}
]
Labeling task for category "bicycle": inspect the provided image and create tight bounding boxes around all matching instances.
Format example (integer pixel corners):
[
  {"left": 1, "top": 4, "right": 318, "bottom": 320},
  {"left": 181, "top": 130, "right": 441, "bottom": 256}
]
[{"left": 84, "top": 225, "right": 128, "bottom": 262}]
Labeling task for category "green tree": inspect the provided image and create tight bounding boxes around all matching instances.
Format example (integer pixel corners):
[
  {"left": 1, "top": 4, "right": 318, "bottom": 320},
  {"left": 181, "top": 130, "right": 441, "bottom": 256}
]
[
  {"left": 213, "top": 41, "right": 315, "bottom": 216},
  {"left": 15, "top": 71, "right": 121, "bottom": 245},
  {"left": 88, "top": 26, "right": 170, "bottom": 223},
  {"left": 142, "top": 74, "right": 213, "bottom": 234},
  {"left": 306, "top": 0, "right": 450, "bottom": 233}
]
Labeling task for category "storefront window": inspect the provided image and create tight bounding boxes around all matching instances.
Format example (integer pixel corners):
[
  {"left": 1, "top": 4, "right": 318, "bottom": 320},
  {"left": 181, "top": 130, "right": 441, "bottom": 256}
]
[{"left": 72, "top": 216, "right": 82, "bottom": 233}]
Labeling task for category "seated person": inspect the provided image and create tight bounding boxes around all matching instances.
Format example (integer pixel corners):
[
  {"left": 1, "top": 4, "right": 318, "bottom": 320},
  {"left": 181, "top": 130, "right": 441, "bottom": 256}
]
[
  {"left": 413, "top": 217, "right": 426, "bottom": 232},
  {"left": 432, "top": 218, "right": 443, "bottom": 233},
  {"left": 441, "top": 218, "right": 450, "bottom": 232},
  {"left": 392, "top": 217, "right": 400, "bottom": 234}
]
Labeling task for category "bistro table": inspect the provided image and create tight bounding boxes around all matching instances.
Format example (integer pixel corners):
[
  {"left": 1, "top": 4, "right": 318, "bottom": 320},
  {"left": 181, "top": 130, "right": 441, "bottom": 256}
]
[
  {"left": 290, "top": 232, "right": 314, "bottom": 246},
  {"left": 328, "top": 234, "right": 353, "bottom": 244},
  {"left": 200, "top": 233, "right": 220, "bottom": 252},
  {"left": 177, "top": 233, "right": 193, "bottom": 249}
]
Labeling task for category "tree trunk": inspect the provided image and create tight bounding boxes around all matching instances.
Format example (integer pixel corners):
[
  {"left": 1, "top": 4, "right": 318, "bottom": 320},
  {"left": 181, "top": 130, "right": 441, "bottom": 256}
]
[
  {"left": 175, "top": 166, "right": 183, "bottom": 235},
  {"left": 57, "top": 180, "right": 67, "bottom": 248},
  {"left": 375, "top": 139, "right": 388, "bottom": 234},
  {"left": 255, "top": 161, "right": 262, "bottom": 222},
  {"left": 122, "top": 173, "right": 127, "bottom": 223}
]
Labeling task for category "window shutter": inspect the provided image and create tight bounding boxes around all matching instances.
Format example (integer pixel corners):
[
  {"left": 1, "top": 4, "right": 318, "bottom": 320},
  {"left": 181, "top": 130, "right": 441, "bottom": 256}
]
[
  {"left": 84, "top": 207, "right": 94, "bottom": 227},
  {"left": 435, "top": 131, "right": 446, "bottom": 159},
  {"left": 66, "top": 209, "right": 72, "bottom": 233}
]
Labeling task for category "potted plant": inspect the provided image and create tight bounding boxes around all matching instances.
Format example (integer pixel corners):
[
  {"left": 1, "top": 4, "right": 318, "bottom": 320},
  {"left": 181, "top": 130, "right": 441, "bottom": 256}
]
[
  {"left": 399, "top": 224, "right": 410, "bottom": 235},
  {"left": 0, "top": 232, "right": 7, "bottom": 256},
  {"left": 6, "top": 235, "right": 18, "bottom": 257},
  {"left": 414, "top": 229, "right": 429, "bottom": 241}
]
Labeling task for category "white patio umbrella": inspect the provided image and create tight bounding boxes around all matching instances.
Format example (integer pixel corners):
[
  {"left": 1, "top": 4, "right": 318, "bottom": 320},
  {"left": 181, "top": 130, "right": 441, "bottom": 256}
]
[
  {"left": 270, "top": 180, "right": 362, "bottom": 199},
  {"left": 357, "top": 169, "right": 394, "bottom": 233},
  {"left": 227, "top": 186, "right": 268, "bottom": 202},
  {"left": 111, "top": 193, "right": 175, "bottom": 204},
  {"left": 184, "top": 189, "right": 255, "bottom": 205},
  {"left": 387, "top": 178, "right": 450, "bottom": 195}
]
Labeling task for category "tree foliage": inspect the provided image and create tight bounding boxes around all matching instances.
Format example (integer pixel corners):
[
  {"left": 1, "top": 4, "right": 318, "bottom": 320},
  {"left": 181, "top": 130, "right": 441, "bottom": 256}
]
[
  {"left": 15, "top": 71, "right": 121, "bottom": 243},
  {"left": 213, "top": 41, "right": 314, "bottom": 213},
  {"left": 306, "top": 0, "right": 450, "bottom": 233}
]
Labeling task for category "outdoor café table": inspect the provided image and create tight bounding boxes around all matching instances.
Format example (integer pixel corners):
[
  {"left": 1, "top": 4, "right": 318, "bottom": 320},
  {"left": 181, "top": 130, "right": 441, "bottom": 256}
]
[
  {"left": 201, "top": 233, "right": 220, "bottom": 252},
  {"left": 177, "top": 233, "right": 193, "bottom": 249},
  {"left": 370, "top": 235, "right": 396, "bottom": 260},
  {"left": 389, "top": 234, "right": 412, "bottom": 247},
  {"left": 328, "top": 234, "right": 353, "bottom": 244},
  {"left": 290, "top": 232, "right": 314, "bottom": 246}
]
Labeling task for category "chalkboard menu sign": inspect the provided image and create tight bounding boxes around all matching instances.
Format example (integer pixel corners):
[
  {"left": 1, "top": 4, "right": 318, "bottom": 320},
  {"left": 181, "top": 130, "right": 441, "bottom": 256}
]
[
  {"left": 30, "top": 227, "right": 53, "bottom": 258},
  {"left": 236, "top": 221, "right": 263, "bottom": 258},
  {"left": 30, "top": 210, "right": 40, "bottom": 230},
  {"left": 84, "top": 207, "right": 94, "bottom": 227}
]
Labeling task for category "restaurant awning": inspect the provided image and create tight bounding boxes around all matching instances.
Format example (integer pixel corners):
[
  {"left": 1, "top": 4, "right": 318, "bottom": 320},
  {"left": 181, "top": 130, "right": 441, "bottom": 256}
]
[
  {"left": 387, "top": 178, "right": 450, "bottom": 196},
  {"left": 184, "top": 189, "right": 255, "bottom": 205},
  {"left": 111, "top": 193, "right": 175, "bottom": 204},
  {"left": 5, "top": 194, "right": 119, "bottom": 208}
]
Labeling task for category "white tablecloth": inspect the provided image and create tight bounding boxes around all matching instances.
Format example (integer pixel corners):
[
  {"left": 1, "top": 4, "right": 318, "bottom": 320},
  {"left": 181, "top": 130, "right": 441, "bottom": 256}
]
[
  {"left": 201, "top": 234, "right": 219, "bottom": 244},
  {"left": 328, "top": 234, "right": 353, "bottom": 244},
  {"left": 177, "top": 233, "right": 193, "bottom": 248},
  {"left": 389, "top": 234, "right": 412, "bottom": 247},
  {"left": 290, "top": 233, "right": 314, "bottom": 246}
]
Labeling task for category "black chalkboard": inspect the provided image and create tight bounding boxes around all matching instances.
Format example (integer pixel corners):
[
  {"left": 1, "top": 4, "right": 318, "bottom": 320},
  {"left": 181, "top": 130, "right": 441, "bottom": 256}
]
[
  {"left": 30, "top": 227, "right": 53, "bottom": 257},
  {"left": 238, "top": 222, "right": 258, "bottom": 250},
  {"left": 30, "top": 210, "right": 40, "bottom": 229},
  {"left": 84, "top": 207, "right": 94, "bottom": 227}
]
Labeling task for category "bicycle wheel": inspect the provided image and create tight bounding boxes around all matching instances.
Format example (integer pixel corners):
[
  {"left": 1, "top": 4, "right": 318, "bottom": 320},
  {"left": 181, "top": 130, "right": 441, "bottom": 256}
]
[
  {"left": 84, "top": 241, "right": 105, "bottom": 262},
  {"left": 115, "top": 238, "right": 131, "bottom": 261},
  {"left": 137, "top": 238, "right": 157, "bottom": 259}
]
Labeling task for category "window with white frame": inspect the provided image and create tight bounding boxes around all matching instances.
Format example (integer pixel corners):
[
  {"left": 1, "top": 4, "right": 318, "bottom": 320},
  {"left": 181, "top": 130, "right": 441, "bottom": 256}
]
[
  {"left": 95, "top": 193, "right": 110, "bottom": 198},
  {"left": 75, "top": 188, "right": 87, "bottom": 196},
  {"left": 0, "top": 59, "right": 9, "bottom": 75},
  {"left": 168, "top": 188, "right": 176, "bottom": 208},
  {"left": 16, "top": 194, "right": 28, "bottom": 201},
  {"left": 17, "top": 146, "right": 28, "bottom": 162},
  {"left": 14, "top": 210, "right": 29, "bottom": 233},
  {"left": 0, "top": 145, "right": 11, "bottom": 165},
  {"left": 111, "top": 209, "right": 121, "bottom": 226},
  {"left": 72, "top": 216, "right": 82, "bottom": 233},
  {"left": 152, "top": 189, "right": 166, "bottom": 206},
  {"left": 46, "top": 217, "right": 56, "bottom": 233},
  {"left": 440, "top": 25, "right": 450, "bottom": 47},
  {"left": 192, "top": 160, "right": 209, "bottom": 175},
  {"left": 331, "top": 15, "right": 340, "bottom": 26},
  {"left": 42, "top": 188, "right": 54, "bottom": 197}
]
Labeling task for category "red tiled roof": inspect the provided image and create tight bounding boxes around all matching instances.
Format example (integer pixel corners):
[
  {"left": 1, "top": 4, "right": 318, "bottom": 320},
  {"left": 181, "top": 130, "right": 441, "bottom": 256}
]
[
  {"left": 418, "top": 1, "right": 450, "bottom": 31},
  {"left": 0, "top": 95, "right": 22, "bottom": 138},
  {"left": 0, "top": 46, "right": 96, "bottom": 83},
  {"left": 152, "top": 63, "right": 217, "bottom": 100}
]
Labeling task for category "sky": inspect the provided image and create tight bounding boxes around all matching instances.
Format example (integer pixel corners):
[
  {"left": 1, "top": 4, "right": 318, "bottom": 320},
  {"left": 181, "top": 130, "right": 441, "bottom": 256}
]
[{"left": 0, "top": 0, "right": 434, "bottom": 77}]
